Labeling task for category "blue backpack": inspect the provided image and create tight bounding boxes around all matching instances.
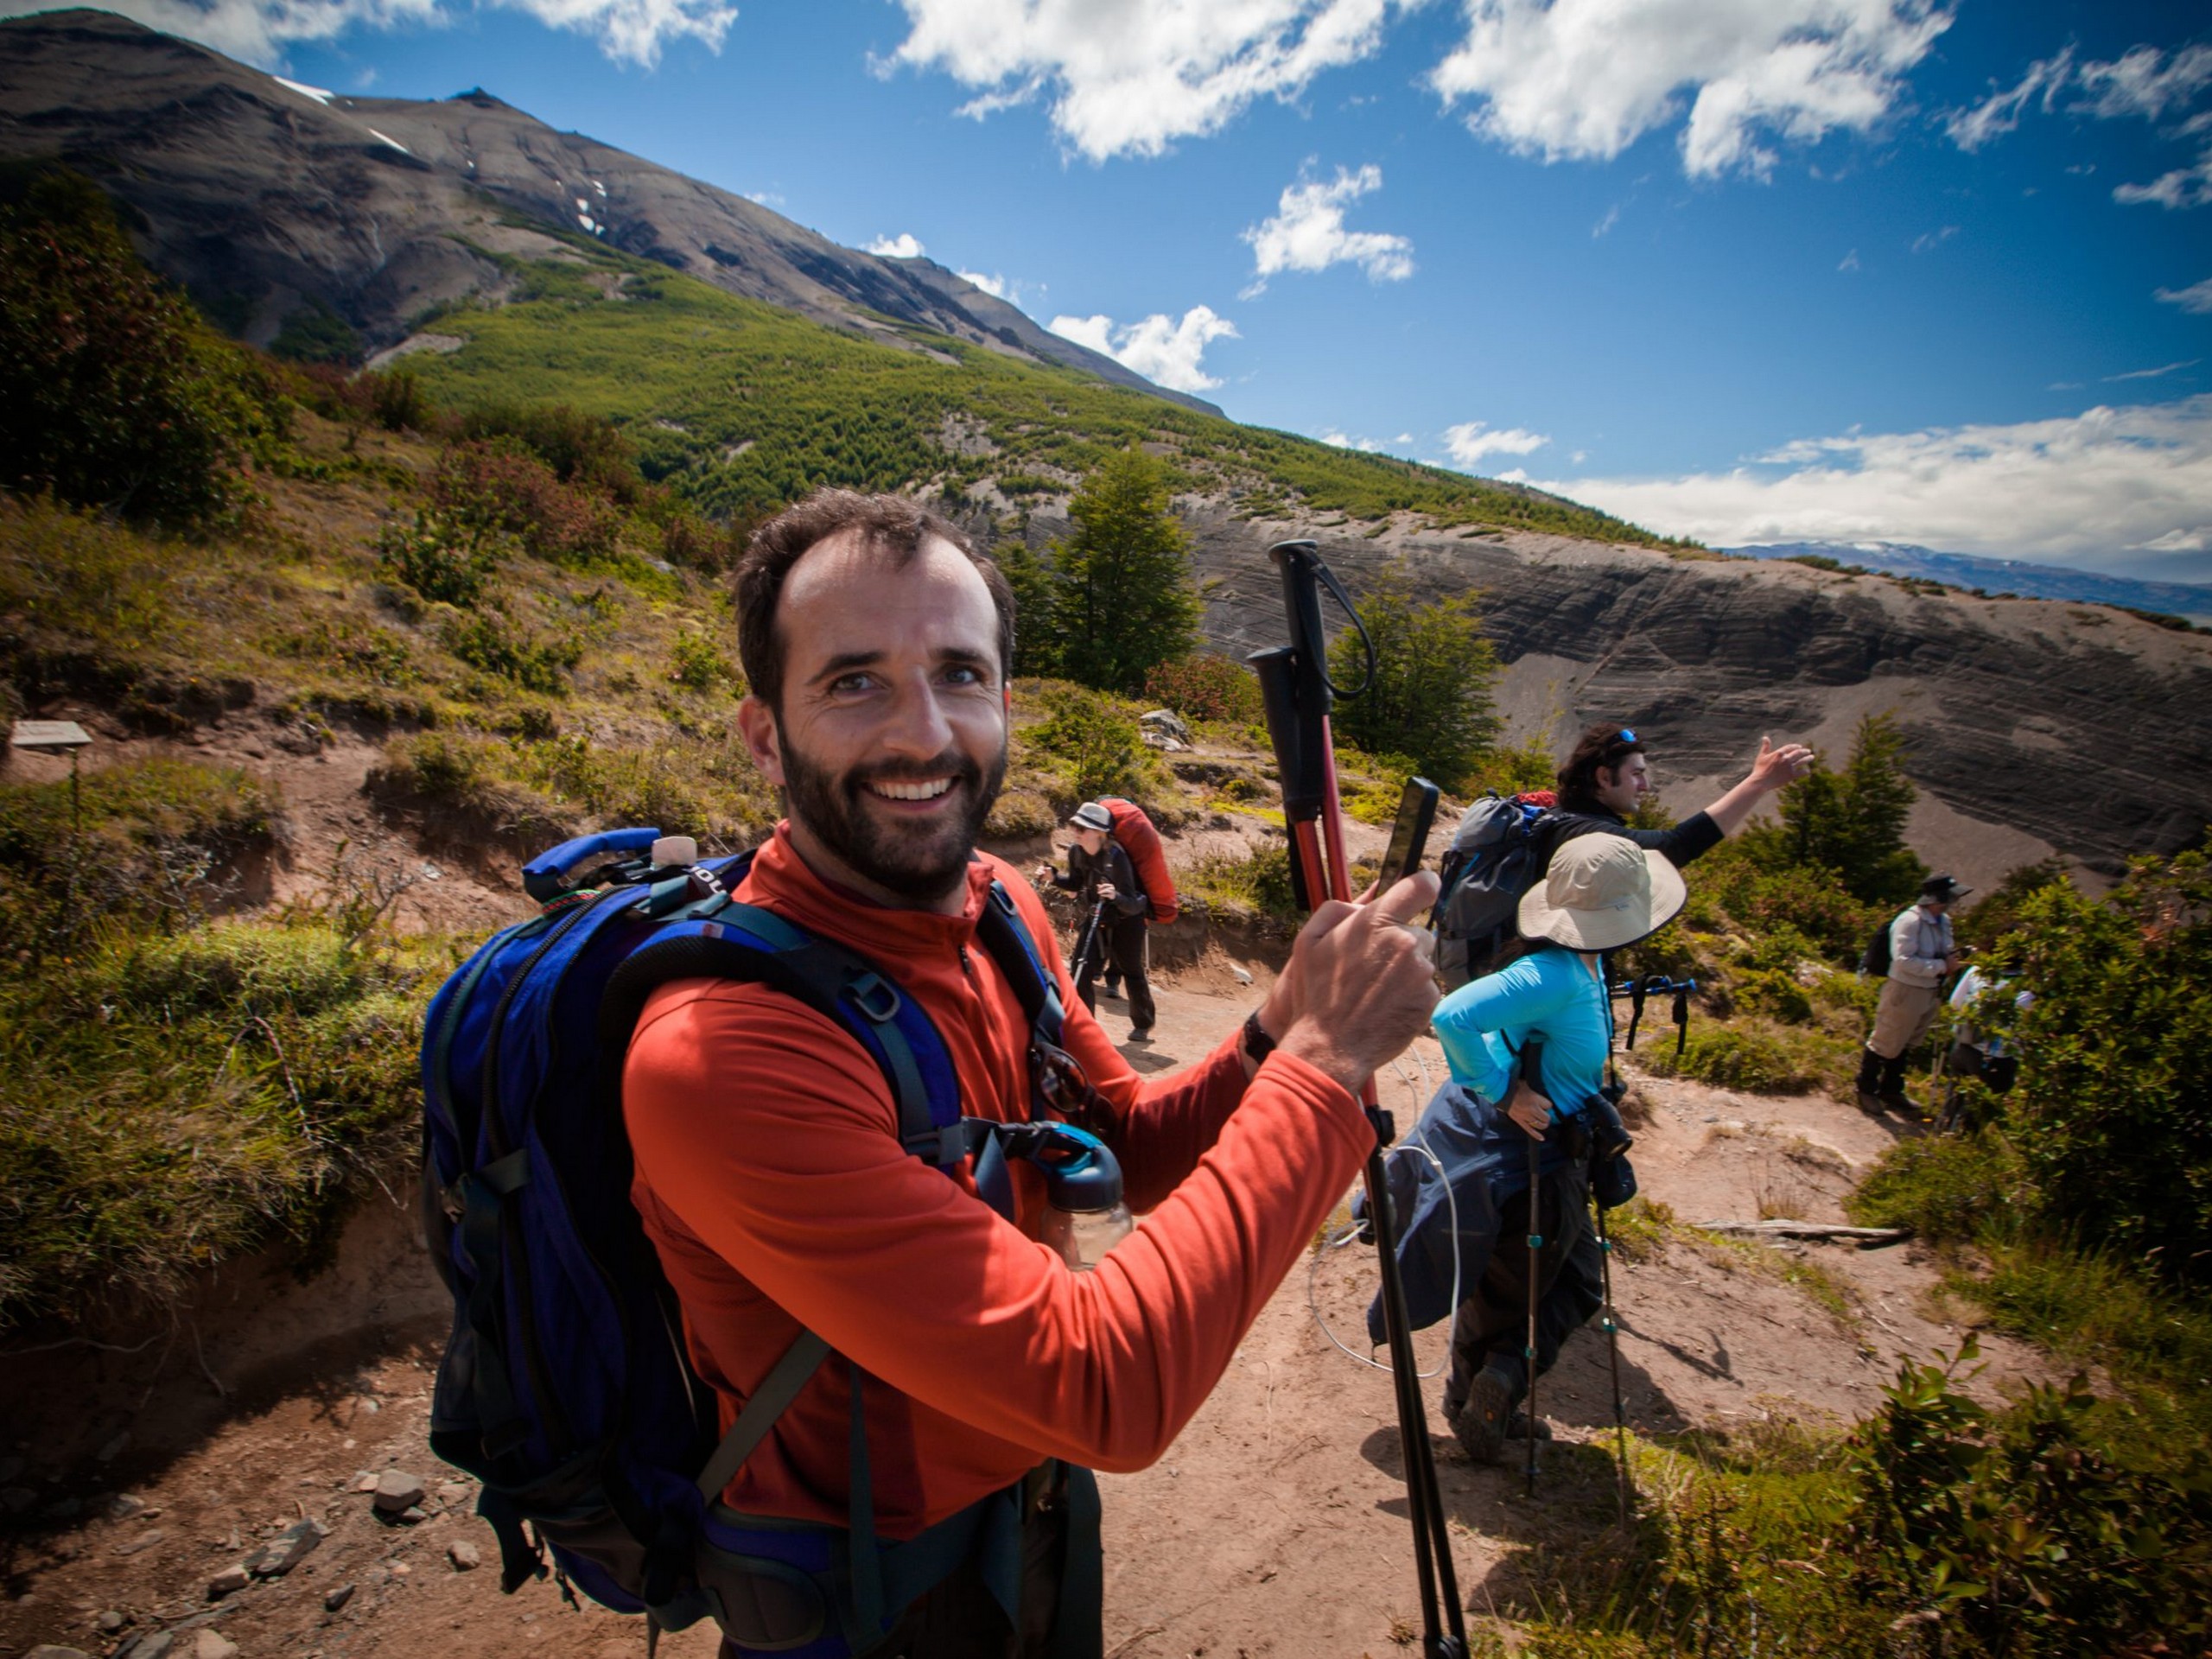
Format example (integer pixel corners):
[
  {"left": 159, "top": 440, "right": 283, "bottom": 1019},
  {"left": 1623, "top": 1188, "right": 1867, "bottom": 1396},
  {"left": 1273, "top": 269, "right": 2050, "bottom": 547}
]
[
  {"left": 421, "top": 828, "right": 1109, "bottom": 1657},
  {"left": 1431, "top": 794, "right": 1557, "bottom": 990}
]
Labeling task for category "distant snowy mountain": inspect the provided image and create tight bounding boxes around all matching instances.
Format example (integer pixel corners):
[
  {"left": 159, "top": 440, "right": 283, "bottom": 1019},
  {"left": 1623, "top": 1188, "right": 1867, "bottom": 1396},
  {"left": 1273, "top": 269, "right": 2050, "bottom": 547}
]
[{"left": 1726, "top": 541, "right": 2212, "bottom": 624}]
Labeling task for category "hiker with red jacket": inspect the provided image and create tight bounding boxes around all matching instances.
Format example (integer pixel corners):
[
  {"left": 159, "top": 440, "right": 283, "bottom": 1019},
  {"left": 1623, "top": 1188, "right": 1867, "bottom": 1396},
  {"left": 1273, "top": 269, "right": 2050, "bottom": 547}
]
[
  {"left": 1038, "top": 800, "right": 1157, "bottom": 1039},
  {"left": 621, "top": 490, "right": 1440, "bottom": 1658},
  {"left": 1540, "top": 722, "right": 1815, "bottom": 868}
]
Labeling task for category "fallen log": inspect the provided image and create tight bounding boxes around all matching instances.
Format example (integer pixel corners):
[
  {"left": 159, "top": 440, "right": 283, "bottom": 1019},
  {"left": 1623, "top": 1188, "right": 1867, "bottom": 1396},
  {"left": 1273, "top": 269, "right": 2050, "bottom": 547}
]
[{"left": 1698, "top": 1219, "right": 1910, "bottom": 1245}]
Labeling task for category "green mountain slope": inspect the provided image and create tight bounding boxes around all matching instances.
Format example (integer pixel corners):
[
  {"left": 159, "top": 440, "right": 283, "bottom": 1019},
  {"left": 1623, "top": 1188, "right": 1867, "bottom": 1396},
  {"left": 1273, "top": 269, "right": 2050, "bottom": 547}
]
[{"left": 404, "top": 242, "right": 1668, "bottom": 545}]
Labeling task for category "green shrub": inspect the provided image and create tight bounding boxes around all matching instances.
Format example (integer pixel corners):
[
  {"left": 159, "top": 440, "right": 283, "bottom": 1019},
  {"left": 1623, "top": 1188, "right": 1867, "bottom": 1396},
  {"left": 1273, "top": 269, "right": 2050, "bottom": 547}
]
[
  {"left": 441, "top": 608, "right": 582, "bottom": 694},
  {"left": 430, "top": 437, "right": 621, "bottom": 564},
  {"left": 1020, "top": 683, "right": 1160, "bottom": 804},
  {"left": 1642, "top": 1018, "right": 1852, "bottom": 1095},
  {"left": 1181, "top": 842, "right": 1298, "bottom": 921},
  {"left": 0, "top": 168, "right": 276, "bottom": 527},
  {"left": 667, "top": 627, "right": 740, "bottom": 693},
  {"left": 1141, "top": 652, "right": 1262, "bottom": 724},
  {"left": 457, "top": 400, "right": 645, "bottom": 503},
  {"left": 0, "top": 913, "right": 428, "bottom": 1325},
  {"left": 376, "top": 508, "right": 499, "bottom": 606},
  {"left": 0, "top": 758, "right": 276, "bottom": 958},
  {"left": 1988, "top": 846, "right": 2212, "bottom": 1275},
  {"left": 1849, "top": 1129, "right": 2031, "bottom": 1243},
  {"left": 0, "top": 493, "right": 173, "bottom": 654},
  {"left": 1845, "top": 1343, "right": 2212, "bottom": 1656}
]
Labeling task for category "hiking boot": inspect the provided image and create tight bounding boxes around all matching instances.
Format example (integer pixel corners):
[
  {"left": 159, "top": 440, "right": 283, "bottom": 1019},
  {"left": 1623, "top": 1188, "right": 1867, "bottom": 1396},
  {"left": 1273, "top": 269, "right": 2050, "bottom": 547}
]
[
  {"left": 1856, "top": 1089, "right": 1888, "bottom": 1116},
  {"left": 1126, "top": 1027, "right": 1153, "bottom": 1044},
  {"left": 1505, "top": 1412, "right": 1552, "bottom": 1441},
  {"left": 1878, "top": 1090, "right": 1915, "bottom": 1115},
  {"left": 1447, "top": 1369, "right": 1518, "bottom": 1464},
  {"left": 1101, "top": 978, "right": 1123, "bottom": 1000}
]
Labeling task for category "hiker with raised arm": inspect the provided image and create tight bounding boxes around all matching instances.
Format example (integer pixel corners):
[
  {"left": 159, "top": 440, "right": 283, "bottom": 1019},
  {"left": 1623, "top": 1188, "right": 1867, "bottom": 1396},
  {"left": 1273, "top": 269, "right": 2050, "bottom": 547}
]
[
  {"left": 1542, "top": 721, "right": 1815, "bottom": 866},
  {"left": 1036, "top": 800, "right": 1156, "bottom": 1039},
  {"left": 613, "top": 491, "right": 1439, "bottom": 1658},
  {"left": 1856, "top": 873, "right": 1971, "bottom": 1116},
  {"left": 1427, "top": 834, "right": 1686, "bottom": 1464},
  {"left": 1434, "top": 724, "right": 1812, "bottom": 993}
]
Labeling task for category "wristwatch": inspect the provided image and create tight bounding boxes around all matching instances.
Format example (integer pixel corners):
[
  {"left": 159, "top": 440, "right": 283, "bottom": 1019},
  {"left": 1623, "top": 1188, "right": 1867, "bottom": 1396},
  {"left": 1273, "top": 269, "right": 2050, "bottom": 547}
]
[{"left": 1240, "top": 1010, "right": 1277, "bottom": 1067}]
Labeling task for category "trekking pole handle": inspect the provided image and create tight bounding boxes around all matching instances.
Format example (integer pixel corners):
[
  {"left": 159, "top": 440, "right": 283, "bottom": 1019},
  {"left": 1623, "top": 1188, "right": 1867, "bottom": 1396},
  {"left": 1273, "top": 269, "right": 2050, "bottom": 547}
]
[{"left": 524, "top": 828, "right": 664, "bottom": 901}]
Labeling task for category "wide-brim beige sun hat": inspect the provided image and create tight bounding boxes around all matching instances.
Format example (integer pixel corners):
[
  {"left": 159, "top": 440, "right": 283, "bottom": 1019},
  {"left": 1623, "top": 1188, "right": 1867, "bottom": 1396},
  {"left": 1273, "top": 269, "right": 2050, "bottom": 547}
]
[{"left": 1516, "top": 832, "right": 1688, "bottom": 952}]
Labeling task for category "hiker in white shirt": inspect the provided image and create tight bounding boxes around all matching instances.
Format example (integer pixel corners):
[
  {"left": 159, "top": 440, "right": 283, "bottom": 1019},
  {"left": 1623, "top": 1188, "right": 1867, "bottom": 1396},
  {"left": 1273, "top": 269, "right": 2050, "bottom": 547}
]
[{"left": 1856, "top": 874, "right": 1970, "bottom": 1115}]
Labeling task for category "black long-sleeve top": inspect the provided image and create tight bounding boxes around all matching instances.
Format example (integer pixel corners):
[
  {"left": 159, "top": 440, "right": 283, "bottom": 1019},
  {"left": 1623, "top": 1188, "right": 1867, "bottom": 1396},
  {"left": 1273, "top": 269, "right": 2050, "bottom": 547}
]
[
  {"left": 1535, "top": 804, "right": 1724, "bottom": 870},
  {"left": 1049, "top": 841, "right": 1149, "bottom": 917}
]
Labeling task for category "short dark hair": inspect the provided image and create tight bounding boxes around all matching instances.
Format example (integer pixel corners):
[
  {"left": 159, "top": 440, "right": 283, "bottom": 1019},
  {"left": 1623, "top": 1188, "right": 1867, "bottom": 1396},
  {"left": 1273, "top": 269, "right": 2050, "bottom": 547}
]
[
  {"left": 1557, "top": 721, "right": 1647, "bottom": 809},
  {"left": 733, "top": 490, "right": 1015, "bottom": 710}
]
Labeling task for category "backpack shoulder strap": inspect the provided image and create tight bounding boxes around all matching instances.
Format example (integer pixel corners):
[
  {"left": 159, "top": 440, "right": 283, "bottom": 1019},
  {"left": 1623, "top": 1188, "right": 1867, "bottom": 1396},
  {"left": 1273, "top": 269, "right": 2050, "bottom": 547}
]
[
  {"left": 971, "top": 879, "right": 1066, "bottom": 1050},
  {"left": 600, "top": 905, "right": 968, "bottom": 1168}
]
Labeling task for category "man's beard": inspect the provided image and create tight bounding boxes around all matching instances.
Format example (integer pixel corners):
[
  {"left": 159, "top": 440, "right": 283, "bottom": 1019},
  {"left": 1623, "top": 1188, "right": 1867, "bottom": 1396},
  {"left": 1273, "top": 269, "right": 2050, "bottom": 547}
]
[{"left": 779, "top": 733, "right": 1007, "bottom": 906}]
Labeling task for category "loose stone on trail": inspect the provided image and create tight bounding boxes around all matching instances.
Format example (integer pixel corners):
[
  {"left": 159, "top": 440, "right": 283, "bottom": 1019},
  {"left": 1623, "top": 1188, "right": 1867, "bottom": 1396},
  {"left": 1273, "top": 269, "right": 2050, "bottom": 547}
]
[
  {"left": 448, "top": 1538, "right": 481, "bottom": 1571},
  {"left": 207, "top": 1565, "right": 250, "bottom": 1598},
  {"left": 245, "top": 1516, "right": 327, "bottom": 1576},
  {"left": 324, "top": 1582, "right": 357, "bottom": 1611},
  {"left": 371, "top": 1471, "right": 425, "bottom": 1513},
  {"left": 111, "top": 1528, "right": 165, "bottom": 1557}
]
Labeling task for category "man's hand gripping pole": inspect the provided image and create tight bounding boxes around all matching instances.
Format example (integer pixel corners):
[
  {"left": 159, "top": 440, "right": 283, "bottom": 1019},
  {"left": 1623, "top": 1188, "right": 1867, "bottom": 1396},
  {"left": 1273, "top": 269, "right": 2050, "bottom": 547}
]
[{"left": 1249, "top": 539, "right": 1467, "bottom": 1659}]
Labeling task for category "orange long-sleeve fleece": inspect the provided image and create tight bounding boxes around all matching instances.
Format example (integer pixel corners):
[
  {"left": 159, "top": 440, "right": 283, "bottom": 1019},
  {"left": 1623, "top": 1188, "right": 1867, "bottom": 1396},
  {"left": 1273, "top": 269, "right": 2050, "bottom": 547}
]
[{"left": 624, "top": 825, "right": 1373, "bottom": 1538}]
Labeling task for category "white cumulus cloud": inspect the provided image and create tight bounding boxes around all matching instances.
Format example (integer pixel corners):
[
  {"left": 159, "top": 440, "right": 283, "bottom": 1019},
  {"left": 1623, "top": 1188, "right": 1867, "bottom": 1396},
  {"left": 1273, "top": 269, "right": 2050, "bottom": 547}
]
[
  {"left": 1427, "top": 0, "right": 1951, "bottom": 180},
  {"left": 1242, "top": 163, "right": 1414, "bottom": 292},
  {"left": 882, "top": 0, "right": 1403, "bottom": 162},
  {"left": 24, "top": 0, "right": 735, "bottom": 68},
  {"left": 957, "top": 269, "right": 1011, "bottom": 299},
  {"left": 1048, "top": 306, "right": 1238, "bottom": 393},
  {"left": 1319, "top": 429, "right": 1413, "bottom": 452},
  {"left": 2157, "top": 277, "right": 2212, "bottom": 315},
  {"left": 1444, "top": 421, "right": 1549, "bottom": 467},
  {"left": 1538, "top": 397, "right": 2212, "bottom": 576},
  {"left": 867, "top": 232, "right": 927, "bottom": 258}
]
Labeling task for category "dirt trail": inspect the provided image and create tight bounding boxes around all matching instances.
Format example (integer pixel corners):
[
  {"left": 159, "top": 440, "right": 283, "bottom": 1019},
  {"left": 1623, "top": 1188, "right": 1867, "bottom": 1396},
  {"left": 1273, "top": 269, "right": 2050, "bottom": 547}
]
[{"left": 1, "top": 953, "right": 2055, "bottom": 1659}]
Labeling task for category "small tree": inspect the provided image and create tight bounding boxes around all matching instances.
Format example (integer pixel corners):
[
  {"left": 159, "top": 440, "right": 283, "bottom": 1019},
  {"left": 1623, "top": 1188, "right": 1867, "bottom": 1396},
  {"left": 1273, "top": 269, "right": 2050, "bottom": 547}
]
[
  {"left": 0, "top": 168, "right": 270, "bottom": 527},
  {"left": 995, "top": 539, "right": 1061, "bottom": 677},
  {"left": 1758, "top": 712, "right": 1927, "bottom": 905},
  {"left": 1325, "top": 564, "right": 1501, "bottom": 790},
  {"left": 1050, "top": 448, "right": 1202, "bottom": 693}
]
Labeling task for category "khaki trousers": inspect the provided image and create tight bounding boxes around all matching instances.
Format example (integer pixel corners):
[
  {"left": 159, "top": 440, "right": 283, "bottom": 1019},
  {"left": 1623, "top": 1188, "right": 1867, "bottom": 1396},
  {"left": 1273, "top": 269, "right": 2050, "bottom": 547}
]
[{"left": 1866, "top": 976, "right": 1942, "bottom": 1061}]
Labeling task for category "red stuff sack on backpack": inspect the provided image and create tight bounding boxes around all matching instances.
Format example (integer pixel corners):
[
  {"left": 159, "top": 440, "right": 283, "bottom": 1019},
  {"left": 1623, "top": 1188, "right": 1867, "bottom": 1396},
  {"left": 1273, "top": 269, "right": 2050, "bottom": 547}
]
[{"left": 1099, "top": 797, "right": 1178, "bottom": 924}]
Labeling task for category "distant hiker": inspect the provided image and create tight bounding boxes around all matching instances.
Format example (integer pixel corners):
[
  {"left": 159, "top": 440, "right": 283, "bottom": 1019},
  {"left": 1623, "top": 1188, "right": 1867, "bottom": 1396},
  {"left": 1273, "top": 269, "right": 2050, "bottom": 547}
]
[
  {"left": 1037, "top": 800, "right": 1156, "bottom": 1039},
  {"left": 620, "top": 489, "right": 1440, "bottom": 1656},
  {"left": 1437, "top": 725, "right": 1814, "bottom": 989},
  {"left": 1428, "top": 833, "right": 1687, "bottom": 1463},
  {"left": 1856, "top": 874, "right": 1971, "bottom": 1115},
  {"left": 1936, "top": 961, "right": 2033, "bottom": 1129}
]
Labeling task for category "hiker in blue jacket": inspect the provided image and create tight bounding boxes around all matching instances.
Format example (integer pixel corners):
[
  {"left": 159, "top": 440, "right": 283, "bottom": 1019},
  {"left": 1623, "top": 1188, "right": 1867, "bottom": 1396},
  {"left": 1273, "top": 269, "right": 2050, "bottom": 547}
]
[{"left": 1429, "top": 832, "right": 1686, "bottom": 1462}]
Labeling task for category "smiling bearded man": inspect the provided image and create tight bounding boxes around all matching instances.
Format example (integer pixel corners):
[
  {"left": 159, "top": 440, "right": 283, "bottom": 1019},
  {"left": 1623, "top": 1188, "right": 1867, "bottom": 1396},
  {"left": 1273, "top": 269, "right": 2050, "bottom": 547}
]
[{"left": 617, "top": 489, "right": 1444, "bottom": 1659}]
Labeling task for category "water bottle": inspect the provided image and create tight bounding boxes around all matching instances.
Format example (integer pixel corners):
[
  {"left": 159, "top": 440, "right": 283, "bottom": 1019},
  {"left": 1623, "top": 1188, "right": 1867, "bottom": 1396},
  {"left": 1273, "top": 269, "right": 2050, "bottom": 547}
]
[{"left": 1022, "top": 1123, "right": 1132, "bottom": 1272}]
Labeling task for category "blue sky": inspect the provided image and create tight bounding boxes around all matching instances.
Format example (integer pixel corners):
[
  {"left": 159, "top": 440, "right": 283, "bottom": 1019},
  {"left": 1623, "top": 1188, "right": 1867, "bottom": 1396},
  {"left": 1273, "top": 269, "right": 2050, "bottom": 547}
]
[{"left": 32, "top": 0, "right": 2212, "bottom": 579}]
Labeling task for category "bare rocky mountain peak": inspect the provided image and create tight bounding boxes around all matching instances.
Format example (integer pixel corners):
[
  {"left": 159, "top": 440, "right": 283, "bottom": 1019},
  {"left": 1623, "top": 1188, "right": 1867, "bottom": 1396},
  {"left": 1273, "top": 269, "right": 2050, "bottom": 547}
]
[{"left": 0, "top": 8, "right": 1219, "bottom": 413}]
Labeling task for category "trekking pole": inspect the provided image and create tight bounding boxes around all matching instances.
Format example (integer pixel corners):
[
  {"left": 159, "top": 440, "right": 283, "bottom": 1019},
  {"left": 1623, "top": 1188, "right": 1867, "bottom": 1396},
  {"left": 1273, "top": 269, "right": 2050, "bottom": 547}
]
[
  {"left": 1523, "top": 1126, "right": 1541, "bottom": 1500},
  {"left": 1251, "top": 540, "right": 1465, "bottom": 1659},
  {"left": 1068, "top": 898, "right": 1107, "bottom": 986},
  {"left": 1591, "top": 1194, "right": 1632, "bottom": 1525}
]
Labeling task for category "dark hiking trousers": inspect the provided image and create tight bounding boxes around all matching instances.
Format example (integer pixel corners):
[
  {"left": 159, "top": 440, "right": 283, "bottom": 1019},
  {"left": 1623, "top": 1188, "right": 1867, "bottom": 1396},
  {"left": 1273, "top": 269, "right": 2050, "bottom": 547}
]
[
  {"left": 1074, "top": 914, "right": 1154, "bottom": 1032},
  {"left": 845, "top": 1468, "right": 1074, "bottom": 1659},
  {"left": 1442, "top": 1158, "right": 1594, "bottom": 1417}
]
